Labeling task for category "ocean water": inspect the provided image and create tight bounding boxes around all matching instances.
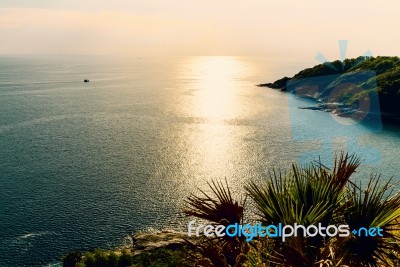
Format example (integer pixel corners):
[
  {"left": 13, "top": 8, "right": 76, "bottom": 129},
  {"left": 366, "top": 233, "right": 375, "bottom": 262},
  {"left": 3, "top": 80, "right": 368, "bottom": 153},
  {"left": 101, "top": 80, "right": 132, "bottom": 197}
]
[{"left": 0, "top": 56, "right": 399, "bottom": 266}]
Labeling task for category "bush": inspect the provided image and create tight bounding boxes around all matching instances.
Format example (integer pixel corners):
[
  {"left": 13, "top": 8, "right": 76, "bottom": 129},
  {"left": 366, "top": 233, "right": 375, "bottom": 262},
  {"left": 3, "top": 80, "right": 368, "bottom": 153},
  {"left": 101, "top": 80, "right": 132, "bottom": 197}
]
[
  {"left": 132, "top": 247, "right": 193, "bottom": 267},
  {"left": 62, "top": 251, "right": 83, "bottom": 267},
  {"left": 186, "top": 153, "right": 400, "bottom": 266}
]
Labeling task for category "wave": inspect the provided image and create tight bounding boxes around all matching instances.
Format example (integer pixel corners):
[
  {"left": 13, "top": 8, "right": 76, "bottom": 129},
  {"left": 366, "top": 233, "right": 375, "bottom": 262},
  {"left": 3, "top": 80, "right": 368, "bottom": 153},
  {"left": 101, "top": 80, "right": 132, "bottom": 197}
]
[{"left": 17, "top": 231, "right": 53, "bottom": 240}]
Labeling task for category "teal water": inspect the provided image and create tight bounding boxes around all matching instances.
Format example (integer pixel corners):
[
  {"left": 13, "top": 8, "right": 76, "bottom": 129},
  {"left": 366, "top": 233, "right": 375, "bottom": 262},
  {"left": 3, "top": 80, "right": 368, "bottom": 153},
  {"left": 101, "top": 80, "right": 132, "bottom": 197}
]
[{"left": 0, "top": 56, "right": 399, "bottom": 266}]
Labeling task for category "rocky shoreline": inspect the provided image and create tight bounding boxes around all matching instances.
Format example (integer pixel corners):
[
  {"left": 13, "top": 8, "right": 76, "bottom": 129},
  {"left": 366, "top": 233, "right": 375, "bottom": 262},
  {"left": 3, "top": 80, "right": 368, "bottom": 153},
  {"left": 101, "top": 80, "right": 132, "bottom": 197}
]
[
  {"left": 131, "top": 230, "right": 190, "bottom": 255},
  {"left": 62, "top": 230, "right": 196, "bottom": 267},
  {"left": 258, "top": 56, "right": 400, "bottom": 124}
]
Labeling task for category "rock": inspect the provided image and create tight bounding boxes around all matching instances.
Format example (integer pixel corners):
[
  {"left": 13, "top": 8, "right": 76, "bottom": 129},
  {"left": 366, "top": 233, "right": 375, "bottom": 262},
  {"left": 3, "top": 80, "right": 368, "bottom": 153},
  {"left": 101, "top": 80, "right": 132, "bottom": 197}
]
[
  {"left": 131, "top": 230, "right": 191, "bottom": 255},
  {"left": 257, "top": 76, "right": 291, "bottom": 90}
]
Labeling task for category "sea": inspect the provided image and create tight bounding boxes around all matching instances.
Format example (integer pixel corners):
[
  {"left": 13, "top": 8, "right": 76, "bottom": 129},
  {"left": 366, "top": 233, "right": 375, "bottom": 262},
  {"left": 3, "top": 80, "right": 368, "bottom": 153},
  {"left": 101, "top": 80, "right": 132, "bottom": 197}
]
[{"left": 0, "top": 55, "right": 399, "bottom": 266}]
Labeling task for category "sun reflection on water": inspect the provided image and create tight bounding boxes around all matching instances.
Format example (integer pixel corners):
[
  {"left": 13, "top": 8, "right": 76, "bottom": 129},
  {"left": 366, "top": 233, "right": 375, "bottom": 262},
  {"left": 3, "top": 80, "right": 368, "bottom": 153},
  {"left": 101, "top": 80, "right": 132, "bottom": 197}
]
[
  {"left": 187, "top": 56, "right": 245, "bottom": 120},
  {"left": 176, "top": 56, "right": 250, "bottom": 192}
]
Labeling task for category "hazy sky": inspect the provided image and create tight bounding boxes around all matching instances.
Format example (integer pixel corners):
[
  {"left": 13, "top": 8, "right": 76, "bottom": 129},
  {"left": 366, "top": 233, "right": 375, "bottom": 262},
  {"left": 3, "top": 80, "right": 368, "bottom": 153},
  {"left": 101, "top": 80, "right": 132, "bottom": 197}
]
[{"left": 0, "top": 0, "right": 399, "bottom": 60}]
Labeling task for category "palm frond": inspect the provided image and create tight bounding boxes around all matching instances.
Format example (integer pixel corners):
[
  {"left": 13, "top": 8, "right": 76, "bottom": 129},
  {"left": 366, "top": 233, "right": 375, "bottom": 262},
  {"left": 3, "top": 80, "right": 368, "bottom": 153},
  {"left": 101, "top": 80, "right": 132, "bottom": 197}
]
[
  {"left": 184, "top": 179, "right": 245, "bottom": 226},
  {"left": 183, "top": 179, "right": 247, "bottom": 266},
  {"left": 245, "top": 153, "right": 362, "bottom": 266},
  {"left": 337, "top": 176, "right": 400, "bottom": 266}
]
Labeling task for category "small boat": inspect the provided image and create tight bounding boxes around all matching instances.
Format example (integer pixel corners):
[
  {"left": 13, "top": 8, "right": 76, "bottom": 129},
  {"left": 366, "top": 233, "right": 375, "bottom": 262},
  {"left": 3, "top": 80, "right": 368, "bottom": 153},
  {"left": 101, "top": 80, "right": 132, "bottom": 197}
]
[{"left": 84, "top": 79, "right": 90, "bottom": 83}]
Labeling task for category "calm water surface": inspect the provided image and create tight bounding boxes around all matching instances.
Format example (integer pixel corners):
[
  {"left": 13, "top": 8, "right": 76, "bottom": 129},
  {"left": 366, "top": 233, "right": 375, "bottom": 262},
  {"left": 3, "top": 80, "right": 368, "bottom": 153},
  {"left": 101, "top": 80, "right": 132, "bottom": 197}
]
[{"left": 0, "top": 56, "right": 399, "bottom": 266}]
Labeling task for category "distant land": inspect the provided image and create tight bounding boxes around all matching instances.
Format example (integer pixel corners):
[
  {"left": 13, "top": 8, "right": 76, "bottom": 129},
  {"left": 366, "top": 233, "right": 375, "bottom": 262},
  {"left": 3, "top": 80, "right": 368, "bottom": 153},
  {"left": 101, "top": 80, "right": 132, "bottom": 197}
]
[{"left": 258, "top": 56, "right": 400, "bottom": 123}]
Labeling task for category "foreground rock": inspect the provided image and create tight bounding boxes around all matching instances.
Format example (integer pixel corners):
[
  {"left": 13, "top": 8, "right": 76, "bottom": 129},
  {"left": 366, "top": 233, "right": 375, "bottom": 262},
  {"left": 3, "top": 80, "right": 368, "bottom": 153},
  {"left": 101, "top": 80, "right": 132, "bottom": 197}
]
[
  {"left": 132, "top": 230, "right": 191, "bottom": 255},
  {"left": 62, "top": 230, "right": 196, "bottom": 267}
]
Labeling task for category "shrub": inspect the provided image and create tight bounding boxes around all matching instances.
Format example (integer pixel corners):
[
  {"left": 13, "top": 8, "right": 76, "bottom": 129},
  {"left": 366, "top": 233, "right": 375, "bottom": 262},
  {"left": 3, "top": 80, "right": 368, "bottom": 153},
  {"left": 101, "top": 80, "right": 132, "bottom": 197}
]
[{"left": 185, "top": 153, "right": 400, "bottom": 266}]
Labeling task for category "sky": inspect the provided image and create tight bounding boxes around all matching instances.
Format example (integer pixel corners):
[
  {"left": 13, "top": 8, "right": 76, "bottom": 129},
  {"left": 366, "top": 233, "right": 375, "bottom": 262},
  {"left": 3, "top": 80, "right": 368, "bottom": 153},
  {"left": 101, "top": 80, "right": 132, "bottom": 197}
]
[{"left": 0, "top": 0, "right": 399, "bottom": 60}]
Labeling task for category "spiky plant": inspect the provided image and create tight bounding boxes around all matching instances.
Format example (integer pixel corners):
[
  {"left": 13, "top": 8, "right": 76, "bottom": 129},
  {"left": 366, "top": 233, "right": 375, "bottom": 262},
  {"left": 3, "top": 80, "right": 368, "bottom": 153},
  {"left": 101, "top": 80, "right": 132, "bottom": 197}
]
[
  {"left": 334, "top": 177, "right": 400, "bottom": 267},
  {"left": 245, "top": 153, "right": 361, "bottom": 266},
  {"left": 184, "top": 180, "right": 244, "bottom": 226},
  {"left": 184, "top": 180, "right": 247, "bottom": 266},
  {"left": 246, "top": 153, "right": 360, "bottom": 225},
  {"left": 183, "top": 153, "right": 400, "bottom": 266}
]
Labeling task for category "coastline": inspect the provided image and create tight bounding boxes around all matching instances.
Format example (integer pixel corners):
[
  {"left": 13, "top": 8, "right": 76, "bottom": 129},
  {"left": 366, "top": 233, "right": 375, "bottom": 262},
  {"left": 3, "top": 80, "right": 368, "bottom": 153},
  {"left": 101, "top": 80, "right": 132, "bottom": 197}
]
[
  {"left": 62, "top": 230, "right": 197, "bottom": 267},
  {"left": 258, "top": 82, "right": 400, "bottom": 124},
  {"left": 257, "top": 56, "right": 400, "bottom": 124}
]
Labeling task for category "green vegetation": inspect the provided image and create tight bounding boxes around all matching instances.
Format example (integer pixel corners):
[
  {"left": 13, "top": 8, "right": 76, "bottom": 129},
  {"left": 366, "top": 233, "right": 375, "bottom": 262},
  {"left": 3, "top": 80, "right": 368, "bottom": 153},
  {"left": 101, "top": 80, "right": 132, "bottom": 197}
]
[
  {"left": 63, "top": 249, "right": 132, "bottom": 267},
  {"left": 184, "top": 180, "right": 248, "bottom": 266},
  {"left": 259, "top": 56, "right": 400, "bottom": 121},
  {"left": 185, "top": 153, "right": 400, "bottom": 267},
  {"left": 131, "top": 247, "right": 194, "bottom": 267},
  {"left": 63, "top": 247, "right": 195, "bottom": 267}
]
